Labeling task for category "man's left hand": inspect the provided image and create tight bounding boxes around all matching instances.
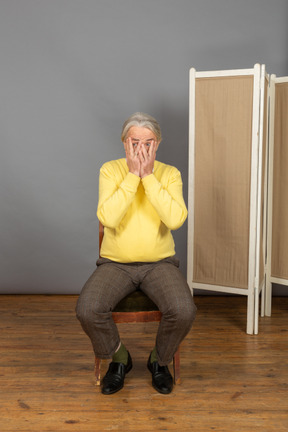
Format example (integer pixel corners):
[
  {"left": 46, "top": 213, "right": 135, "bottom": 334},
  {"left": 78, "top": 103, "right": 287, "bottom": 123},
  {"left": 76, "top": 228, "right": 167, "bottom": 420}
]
[{"left": 139, "top": 140, "right": 157, "bottom": 178}]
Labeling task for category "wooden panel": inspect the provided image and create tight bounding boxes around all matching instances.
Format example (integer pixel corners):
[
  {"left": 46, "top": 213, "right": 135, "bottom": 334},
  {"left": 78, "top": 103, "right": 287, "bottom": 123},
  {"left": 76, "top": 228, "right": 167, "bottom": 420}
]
[
  {"left": 193, "top": 75, "right": 253, "bottom": 289},
  {"left": 271, "top": 82, "right": 288, "bottom": 280}
]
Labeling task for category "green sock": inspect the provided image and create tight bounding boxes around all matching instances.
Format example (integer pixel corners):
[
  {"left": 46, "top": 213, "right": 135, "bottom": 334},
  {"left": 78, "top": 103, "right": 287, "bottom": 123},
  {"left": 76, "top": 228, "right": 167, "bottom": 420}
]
[
  {"left": 112, "top": 342, "right": 128, "bottom": 365},
  {"left": 150, "top": 346, "right": 158, "bottom": 363}
]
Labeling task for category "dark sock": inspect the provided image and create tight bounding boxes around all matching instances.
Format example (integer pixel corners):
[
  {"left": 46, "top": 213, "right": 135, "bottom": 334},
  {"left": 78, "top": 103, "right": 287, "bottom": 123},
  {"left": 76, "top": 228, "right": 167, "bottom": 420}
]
[
  {"left": 150, "top": 346, "right": 158, "bottom": 363},
  {"left": 112, "top": 342, "right": 128, "bottom": 365}
]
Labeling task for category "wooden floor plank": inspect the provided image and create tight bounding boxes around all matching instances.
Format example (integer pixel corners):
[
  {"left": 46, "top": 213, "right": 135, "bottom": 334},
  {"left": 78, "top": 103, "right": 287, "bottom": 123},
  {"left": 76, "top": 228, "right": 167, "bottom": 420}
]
[{"left": 0, "top": 295, "right": 288, "bottom": 431}]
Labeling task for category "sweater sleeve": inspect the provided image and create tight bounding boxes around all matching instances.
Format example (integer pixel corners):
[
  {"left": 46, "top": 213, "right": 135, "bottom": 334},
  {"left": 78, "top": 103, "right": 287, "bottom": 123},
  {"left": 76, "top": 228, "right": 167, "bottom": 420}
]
[
  {"left": 141, "top": 168, "right": 188, "bottom": 230},
  {"left": 97, "top": 163, "right": 140, "bottom": 228}
]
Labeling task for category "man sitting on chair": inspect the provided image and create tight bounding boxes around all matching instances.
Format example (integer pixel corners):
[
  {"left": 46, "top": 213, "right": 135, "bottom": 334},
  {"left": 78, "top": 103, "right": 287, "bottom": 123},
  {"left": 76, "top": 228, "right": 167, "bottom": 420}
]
[{"left": 76, "top": 112, "right": 197, "bottom": 395}]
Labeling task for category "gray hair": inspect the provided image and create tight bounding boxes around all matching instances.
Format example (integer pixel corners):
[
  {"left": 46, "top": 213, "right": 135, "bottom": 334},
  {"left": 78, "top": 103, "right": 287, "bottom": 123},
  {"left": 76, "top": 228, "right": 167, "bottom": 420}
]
[{"left": 121, "top": 112, "right": 162, "bottom": 143}]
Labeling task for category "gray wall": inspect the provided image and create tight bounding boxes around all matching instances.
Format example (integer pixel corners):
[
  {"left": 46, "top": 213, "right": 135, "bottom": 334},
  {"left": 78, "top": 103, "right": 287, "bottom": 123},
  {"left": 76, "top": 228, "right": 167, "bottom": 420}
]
[{"left": 1, "top": 0, "right": 287, "bottom": 294}]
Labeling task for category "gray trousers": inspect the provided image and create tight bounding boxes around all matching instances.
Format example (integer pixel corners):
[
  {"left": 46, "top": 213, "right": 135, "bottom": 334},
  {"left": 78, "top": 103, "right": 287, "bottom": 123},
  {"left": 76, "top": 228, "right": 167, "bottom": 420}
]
[{"left": 76, "top": 256, "right": 197, "bottom": 366}]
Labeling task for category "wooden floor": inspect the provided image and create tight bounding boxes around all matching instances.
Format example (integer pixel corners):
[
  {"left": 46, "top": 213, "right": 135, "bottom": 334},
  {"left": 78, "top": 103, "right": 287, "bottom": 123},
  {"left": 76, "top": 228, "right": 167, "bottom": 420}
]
[{"left": 0, "top": 295, "right": 287, "bottom": 432}]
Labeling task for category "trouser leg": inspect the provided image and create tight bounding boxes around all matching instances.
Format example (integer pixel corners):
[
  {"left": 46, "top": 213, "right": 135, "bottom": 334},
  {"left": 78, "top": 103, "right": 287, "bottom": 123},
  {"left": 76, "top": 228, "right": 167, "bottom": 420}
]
[
  {"left": 76, "top": 260, "right": 135, "bottom": 358},
  {"left": 140, "top": 258, "right": 197, "bottom": 366}
]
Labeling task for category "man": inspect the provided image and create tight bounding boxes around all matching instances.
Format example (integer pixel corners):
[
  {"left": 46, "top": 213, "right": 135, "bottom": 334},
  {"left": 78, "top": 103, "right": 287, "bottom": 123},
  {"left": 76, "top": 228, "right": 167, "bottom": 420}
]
[{"left": 76, "top": 112, "right": 197, "bottom": 395}]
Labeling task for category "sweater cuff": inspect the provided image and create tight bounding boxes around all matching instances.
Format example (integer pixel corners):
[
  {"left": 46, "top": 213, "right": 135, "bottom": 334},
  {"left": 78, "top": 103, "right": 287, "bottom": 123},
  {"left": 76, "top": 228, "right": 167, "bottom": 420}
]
[
  {"left": 121, "top": 172, "right": 141, "bottom": 192},
  {"left": 141, "top": 173, "right": 159, "bottom": 190}
]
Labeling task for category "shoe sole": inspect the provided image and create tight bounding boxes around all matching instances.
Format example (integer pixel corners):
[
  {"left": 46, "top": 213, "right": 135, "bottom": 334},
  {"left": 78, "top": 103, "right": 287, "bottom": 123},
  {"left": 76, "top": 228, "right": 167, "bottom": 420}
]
[{"left": 151, "top": 381, "right": 172, "bottom": 395}]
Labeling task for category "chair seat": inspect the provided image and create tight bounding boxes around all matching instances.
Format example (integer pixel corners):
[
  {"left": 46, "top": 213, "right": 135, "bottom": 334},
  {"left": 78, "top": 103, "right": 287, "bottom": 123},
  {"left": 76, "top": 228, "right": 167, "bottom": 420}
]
[
  {"left": 113, "top": 291, "right": 159, "bottom": 312},
  {"left": 112, "top": 291, "right": 162, "bottom": 323}
]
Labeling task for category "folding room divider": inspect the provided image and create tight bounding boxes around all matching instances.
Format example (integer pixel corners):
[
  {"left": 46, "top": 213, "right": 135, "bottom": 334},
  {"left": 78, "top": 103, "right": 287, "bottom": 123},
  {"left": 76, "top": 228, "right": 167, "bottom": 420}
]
[
  {"left": 187, "top": 64, "right": 269, "bottom": 335},
  {"left": 265, "top": 75, "right": 288, "bottom": 316}
]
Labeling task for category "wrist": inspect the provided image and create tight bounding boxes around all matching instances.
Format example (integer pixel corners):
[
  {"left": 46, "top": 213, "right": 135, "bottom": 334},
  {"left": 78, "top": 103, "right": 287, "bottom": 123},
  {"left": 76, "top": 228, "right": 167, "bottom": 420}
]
[
  {"left": 130, "top": 169, "right": 140, "bottom": 177},
  {"left": 141, "top": 171, "right": 153, "bottom": 179}
]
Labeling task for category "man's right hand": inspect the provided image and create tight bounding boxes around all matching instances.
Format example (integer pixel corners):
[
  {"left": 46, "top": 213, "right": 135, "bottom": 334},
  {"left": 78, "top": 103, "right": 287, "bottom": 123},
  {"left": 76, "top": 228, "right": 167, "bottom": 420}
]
[{"left": 124, "top": 137, "right": 141, "bottom": 177}]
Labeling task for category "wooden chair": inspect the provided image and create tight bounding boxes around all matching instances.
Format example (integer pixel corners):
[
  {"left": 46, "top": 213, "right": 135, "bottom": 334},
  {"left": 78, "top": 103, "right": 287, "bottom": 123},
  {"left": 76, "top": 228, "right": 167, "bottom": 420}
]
[{"left": 94, "top": 221, "right": 180, "bottom": 385}]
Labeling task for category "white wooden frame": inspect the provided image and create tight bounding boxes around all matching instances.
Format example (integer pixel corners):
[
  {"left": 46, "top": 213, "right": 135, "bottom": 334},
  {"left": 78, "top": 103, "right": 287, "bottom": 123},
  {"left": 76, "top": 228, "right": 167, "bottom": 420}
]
[
  {"left": 255, "top": 66, "right": 270, "bottom": 332},
  {"left": 265, "top": 75, "right": 288, "bottom": 316},
  {"left": 187, "top": 64, "right": 268, "bottom": 334}
]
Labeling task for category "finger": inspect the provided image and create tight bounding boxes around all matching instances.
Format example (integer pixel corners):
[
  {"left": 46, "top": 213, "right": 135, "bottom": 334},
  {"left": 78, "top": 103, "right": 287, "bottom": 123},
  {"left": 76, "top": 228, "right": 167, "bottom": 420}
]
[
  {"left": 134, "top": 143, "right": 140, "bottom": 157},
  {"left": 151, "top": 140, "right": 157, "bottom": 154},
  {"left": 127, "top": 138, "right": 136, "bottom": 157},
  {"left": 128, "top": 137, "right": 134, "bottom": 153},
  {"left": 136, "top": 142, "right": 143, "bottom": 158},
  {"left": 138, "top": 145, "right": 144, "bottom": 159},
  {"left": 146, "top": 142, "right": 152, "bottom": 156},
  {"left": 124, "top": 137, "right": 130, "bottom": 154},
  {"left": 139, "top": 146, "right": 147, "bottom": 162}
]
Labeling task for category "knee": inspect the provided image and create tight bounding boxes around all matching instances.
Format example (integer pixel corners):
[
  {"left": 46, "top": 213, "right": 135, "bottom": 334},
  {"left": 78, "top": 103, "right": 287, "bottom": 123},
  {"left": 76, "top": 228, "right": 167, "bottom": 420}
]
[
  {"left": 76, "top": 293, "right": 111, "bottom": 327},
  {"left": 75, "top": 298, "right": 88, "bottom": 325},
  {"left": 187, "top": 300, "right": 197, "bottom": 325},
  {"left": 76, "top": 296, "right": 96, "bottom": 327},
  {"left": 170, "top": 298, "right": 197, "bottom": 327}
]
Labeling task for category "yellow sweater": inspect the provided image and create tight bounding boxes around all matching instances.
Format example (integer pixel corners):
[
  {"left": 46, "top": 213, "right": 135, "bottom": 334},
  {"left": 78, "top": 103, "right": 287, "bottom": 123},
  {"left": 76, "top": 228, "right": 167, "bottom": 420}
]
[{"left": 97, "top": 158, "right": 188, "bottom": 263}]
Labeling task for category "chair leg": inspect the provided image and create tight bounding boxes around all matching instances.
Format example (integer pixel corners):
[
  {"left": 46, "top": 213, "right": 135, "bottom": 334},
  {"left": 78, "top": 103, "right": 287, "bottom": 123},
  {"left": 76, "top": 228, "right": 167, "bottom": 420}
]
[
  {"left": 173, "top": 347, "right": 181, "bottom": 384},
  {"left": 94, "top": 357, "right": 101, "bottom": 386}
]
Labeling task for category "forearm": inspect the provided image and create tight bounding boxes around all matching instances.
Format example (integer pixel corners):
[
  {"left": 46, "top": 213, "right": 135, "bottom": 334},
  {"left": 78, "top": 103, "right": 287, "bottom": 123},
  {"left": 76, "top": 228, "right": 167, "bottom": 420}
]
[
  {"left": 97, "top": 171, "right": 140, "bottom": 228},
  {"left": 142, "top": 173, "right": 187, "bottom": 230}
]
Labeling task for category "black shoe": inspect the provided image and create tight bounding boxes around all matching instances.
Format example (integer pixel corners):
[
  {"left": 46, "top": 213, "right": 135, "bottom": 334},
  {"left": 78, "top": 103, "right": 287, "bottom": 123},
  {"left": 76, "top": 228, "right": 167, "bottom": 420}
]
[
  {"left": 101, "top": 351, "right": 132, "bottom": 395},
  {"left": 147, "top": 354, "right": 173, "bottom": 394}
]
